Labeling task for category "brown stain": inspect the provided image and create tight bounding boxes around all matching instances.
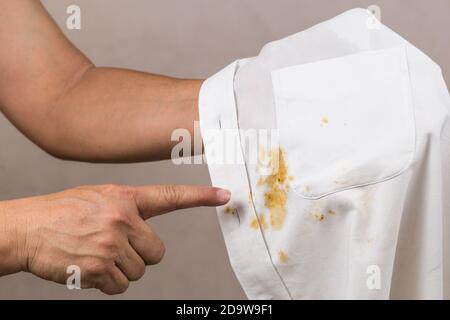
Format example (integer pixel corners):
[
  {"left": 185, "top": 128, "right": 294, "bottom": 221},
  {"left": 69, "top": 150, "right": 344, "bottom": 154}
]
[
  {"left": 256, "top": 178, "right": 265, "bottom": 187},
  {"left": 247, "top": 191, "right": 253, "bottom": 204},
  {"left": 305, "top": 203, "right": 338, "bottom": 222},
  {"left": 258, "top": 148, "right": 289, "bottom": 230},
  {"left": 249, "top": 217, "right": 259, "bottom": 229},
  {"left": 250, "top": 214, "right": 269, "bottom": 230},
  {"left": 224, "top": 206, "right": 235, "bottom": 215},
  {"left": 257, "top": 144, "right": 281, "bottom": 176},
  {"left": 305, "top": 202, "right": 326, "bottom": 222},
  {"left": 303, "top": 185, "right": 311, "bottom": 193},
  {"left": 321, "top": 117, "right": 329, "bottom": 126},
  {"left": 312, "top": 212, "right": 325, "bottom": 222},
  {"left": 260, "top": 215, "right": 269, "bottom": 230},
  {"left": 278, "top": 250, "right": 289, "bottom": 263}
]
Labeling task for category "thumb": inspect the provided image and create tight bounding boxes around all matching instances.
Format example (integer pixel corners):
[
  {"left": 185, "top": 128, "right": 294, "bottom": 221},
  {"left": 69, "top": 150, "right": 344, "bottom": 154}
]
[{"left": 133, "top": 185, "right": 231, "bottom": 219}]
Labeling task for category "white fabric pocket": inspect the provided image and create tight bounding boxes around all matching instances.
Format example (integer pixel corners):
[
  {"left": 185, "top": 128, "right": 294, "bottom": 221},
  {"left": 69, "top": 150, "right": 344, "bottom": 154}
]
[{"left": 271, "top": 47, "right": 415, "bottom": 199}]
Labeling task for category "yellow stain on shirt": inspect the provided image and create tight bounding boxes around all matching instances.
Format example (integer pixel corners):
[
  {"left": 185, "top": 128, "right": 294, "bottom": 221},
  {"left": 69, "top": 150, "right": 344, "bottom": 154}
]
[
  {"left": 305, "top": 201, "right": 326, "bottom": 222},
  {"left": 278, "top": 250, "right": 289, "bottom": 263},
  {"left": 224, "top": 206, "right": 235, "bottom": 214},
  {"left": 247, "top": 191, "right": 253, "bottom": 204},
  {"left": 258, "top": 148, "right": 290, "bottom": 230},
  {"left": 327, "top": 209, "right": 336, "bottom": 215},
  {"left": 250, "top": 214, "right": 269, "bottom": 230},
  {"left": 321, "top": 117, "right": 329, "bottom": 126}
]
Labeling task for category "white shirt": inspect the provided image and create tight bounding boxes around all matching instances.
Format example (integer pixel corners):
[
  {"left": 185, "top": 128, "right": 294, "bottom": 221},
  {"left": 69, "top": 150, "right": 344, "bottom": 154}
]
[{"left": 199, "top": 8, "right": 450, "bottom": 299}]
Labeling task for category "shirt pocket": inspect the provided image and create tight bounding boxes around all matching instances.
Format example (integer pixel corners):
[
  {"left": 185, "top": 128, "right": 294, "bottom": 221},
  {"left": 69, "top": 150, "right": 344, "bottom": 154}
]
[{"left": 271, "top": 47, "right": 415, "bottom": 199}]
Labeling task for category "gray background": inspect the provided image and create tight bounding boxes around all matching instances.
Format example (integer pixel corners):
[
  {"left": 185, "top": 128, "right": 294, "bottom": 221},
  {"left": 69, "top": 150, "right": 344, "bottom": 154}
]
[{"left": 0, "top": 0, "right": 448, "bottom": 299}]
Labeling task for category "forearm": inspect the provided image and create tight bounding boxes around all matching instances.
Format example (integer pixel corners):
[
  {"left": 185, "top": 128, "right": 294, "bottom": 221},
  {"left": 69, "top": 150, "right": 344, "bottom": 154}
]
[{"left": 40, "top": 68, "right": 202, "bottom": 162}]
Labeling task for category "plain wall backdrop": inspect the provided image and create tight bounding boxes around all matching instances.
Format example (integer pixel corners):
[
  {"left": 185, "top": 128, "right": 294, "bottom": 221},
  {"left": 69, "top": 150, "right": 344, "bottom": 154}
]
[{"left": 0, "top": 0, "right": 449, "bottom": 299}]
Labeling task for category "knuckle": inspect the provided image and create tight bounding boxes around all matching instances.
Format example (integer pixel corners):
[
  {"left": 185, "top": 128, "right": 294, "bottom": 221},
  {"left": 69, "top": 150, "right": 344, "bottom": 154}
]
[
  {"left": 102, "top": 184, "right": 123, "bottom": 194},
  {"left": 83, "top": 259, "right": 109, "bottom": 277},
  {"left": 161, "top": 185, "right": 182, "bottom": 209},
  {"left": 97, "top": 234, "right": 120, "bottom": 254},
  {"left": 72, "top": 187, "right": 102, "bottom": 201},
  {"left": 102, "top": 184, "right": 134, "bottom": 199},
  {"left": 106, "top": 209, "right": 132, "bottom": 229}
]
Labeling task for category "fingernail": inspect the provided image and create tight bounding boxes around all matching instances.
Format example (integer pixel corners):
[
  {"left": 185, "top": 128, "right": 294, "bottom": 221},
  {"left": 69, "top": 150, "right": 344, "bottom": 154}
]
[{"left": 216, "top": 189, "right": 231, "bottom": 203}]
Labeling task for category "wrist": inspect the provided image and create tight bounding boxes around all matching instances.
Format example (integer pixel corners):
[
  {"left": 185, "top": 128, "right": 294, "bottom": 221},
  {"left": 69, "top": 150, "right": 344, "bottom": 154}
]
[{"left": 0, "top": 200, "right": 28, "bottom": 275}]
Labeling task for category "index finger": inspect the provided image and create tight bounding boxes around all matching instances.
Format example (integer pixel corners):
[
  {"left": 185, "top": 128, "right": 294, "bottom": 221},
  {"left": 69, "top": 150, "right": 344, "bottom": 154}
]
[{"left": 132, "top": 185, "right": 231, "bottom": 219}]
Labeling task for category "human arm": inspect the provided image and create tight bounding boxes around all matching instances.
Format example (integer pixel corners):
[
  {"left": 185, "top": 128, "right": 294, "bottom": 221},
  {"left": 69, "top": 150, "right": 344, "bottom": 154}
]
[
  {"left": 0, "top": 0, "right": 201, "bottom": 163},
  {"left": 0, "top": 184, "right": 230, "bottom": 294}
]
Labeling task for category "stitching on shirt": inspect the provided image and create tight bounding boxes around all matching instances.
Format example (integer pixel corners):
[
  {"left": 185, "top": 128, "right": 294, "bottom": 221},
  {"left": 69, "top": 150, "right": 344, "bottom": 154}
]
[{"left": 232, "top": 62, "right": 294, "bottom": 300}]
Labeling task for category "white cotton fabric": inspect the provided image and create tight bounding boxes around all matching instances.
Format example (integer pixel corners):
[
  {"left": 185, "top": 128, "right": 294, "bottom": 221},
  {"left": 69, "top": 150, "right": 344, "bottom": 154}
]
[{"left": 199, "top": 8, "right": 450, "bottom": 299}]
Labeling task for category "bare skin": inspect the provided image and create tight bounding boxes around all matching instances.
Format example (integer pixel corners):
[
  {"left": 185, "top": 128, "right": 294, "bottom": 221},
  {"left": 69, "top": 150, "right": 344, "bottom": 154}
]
[
  {"left": 0, "top": 1, "right": 226, "bottom": 294},
  {"left": 0, "top": 0, "right": 201, "bottom": 162},
  {"left": 0, "top": 184, "right": 230, "bottom": 294}
]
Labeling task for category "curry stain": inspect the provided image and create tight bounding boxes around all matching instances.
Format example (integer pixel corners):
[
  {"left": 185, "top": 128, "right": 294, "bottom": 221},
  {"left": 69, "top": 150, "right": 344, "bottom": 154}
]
[
  {"left": 249, "top": 217, "right": 259, "bottom": 229},
  {"left": 321, "top": 117, "right": 329, "bottom": 126},
  {"left": 247, "top": 191, "right": 253, "bottom": 204},
  {"left": 257, "top": 148, "right": 289, "bottom": 230},
  {"left": 327, "top": 209, "right": 336, "bottom": 216},
  {"left": 256, "top": 178, "right": 265, "bottom": 187},
  {"left": 257, "top": 144, "right": 279, "bottom": 176},
  {"left": 224, "top": 206, "right": 235, "bottom": 215},
  {"left": 278, "top": 250, "right": 289, "bottom": 263},
  {"left": 250, "top": 214, "right": 269, "bottom": 230},
  {"left": 303, "top": 185, "right": 311, "bottom": 193},
  {"left": 305, "top": 201, "right": 326, "bottom": 222}
]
